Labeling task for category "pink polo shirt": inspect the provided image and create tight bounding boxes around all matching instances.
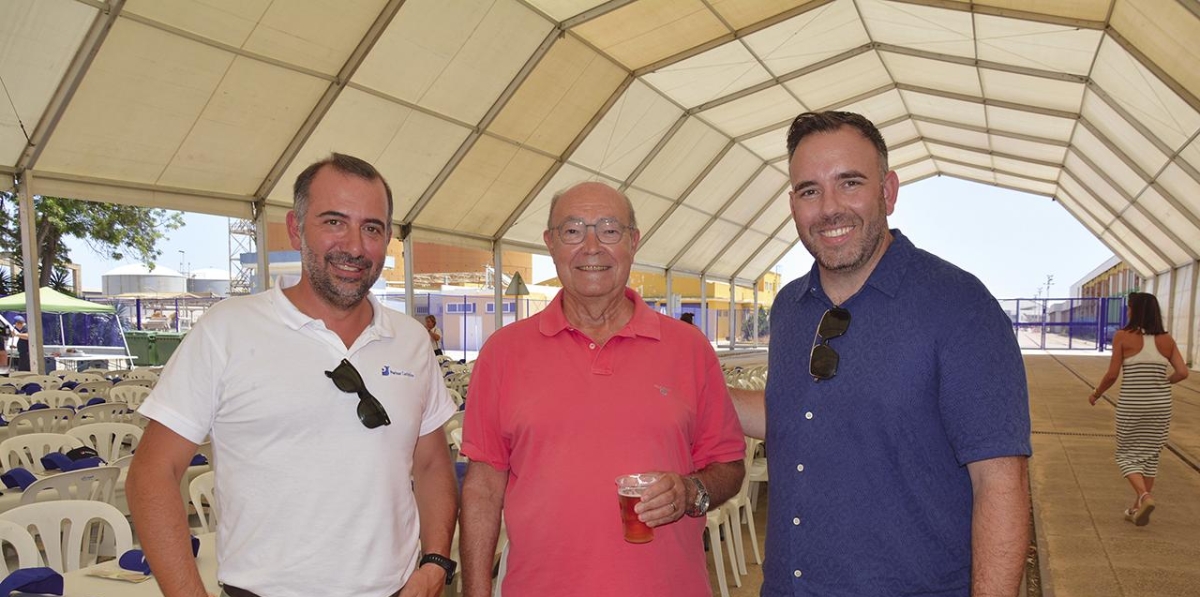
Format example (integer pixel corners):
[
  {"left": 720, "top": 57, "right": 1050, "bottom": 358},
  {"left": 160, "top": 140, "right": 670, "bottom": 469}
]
[{"left": 462, "top": 288, "right": 745, "bottom": 597}]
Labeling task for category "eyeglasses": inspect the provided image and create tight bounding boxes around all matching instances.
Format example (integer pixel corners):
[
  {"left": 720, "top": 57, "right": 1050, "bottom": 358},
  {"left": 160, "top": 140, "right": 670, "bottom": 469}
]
[
  {"left": 324, "top": 359, "right": 391, "bottom": 429},
  {"left": 809, "top": 307, "right": 850, "bottom": 381},
  {"left": 552, "top": 218, "right": 631, "bottom": 245}
]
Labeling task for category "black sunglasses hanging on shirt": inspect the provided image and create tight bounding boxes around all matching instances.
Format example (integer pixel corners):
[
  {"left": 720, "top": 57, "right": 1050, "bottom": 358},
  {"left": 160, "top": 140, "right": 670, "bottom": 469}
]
[
  {"left": 809, "top": 307, "right": 851, "bottom": 381},
  {"left": 325, "top": 359, "right": 391, "bottom": 429}
]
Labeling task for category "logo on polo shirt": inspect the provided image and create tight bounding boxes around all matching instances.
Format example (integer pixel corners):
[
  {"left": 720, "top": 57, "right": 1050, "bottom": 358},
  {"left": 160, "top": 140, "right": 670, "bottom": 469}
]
[
  {"left": 380, "top": 365, "right": 415, "bottom": 378},
  {"left": 654, "top": 384, "right": 670, "bottom": 396}
]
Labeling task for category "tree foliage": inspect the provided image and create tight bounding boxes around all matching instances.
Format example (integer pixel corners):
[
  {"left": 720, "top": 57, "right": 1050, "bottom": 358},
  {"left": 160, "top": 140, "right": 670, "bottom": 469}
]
[{"left": 0, "top": 193, "right": 184, "bottom": 290}]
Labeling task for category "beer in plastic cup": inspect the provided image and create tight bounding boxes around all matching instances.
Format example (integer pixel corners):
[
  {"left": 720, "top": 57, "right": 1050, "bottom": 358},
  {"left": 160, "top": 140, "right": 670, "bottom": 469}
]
[{"left": 615, "top": 473, "right": 661, "bottom": 544}]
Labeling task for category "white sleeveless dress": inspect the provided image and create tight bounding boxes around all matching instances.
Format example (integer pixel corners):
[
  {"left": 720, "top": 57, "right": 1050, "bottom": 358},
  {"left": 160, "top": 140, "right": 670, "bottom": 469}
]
[{"left": 1115, "top": 337, "right": 1173, "bottom": 477}]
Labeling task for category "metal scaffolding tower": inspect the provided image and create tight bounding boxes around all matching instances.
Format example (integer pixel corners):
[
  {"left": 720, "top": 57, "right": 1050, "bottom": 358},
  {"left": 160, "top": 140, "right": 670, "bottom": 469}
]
[{"left": 228, "top": 218, "right": 256, "bottom": 295}]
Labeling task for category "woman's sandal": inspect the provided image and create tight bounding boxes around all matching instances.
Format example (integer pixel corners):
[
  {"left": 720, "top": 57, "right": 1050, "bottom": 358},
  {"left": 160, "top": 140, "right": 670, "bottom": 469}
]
[
  {"left": 1133, "top": 493, "right": 1155, "bottom": 526},
  {"left": 1123, "top": 507, "right": 1137, "bottom": 523}
]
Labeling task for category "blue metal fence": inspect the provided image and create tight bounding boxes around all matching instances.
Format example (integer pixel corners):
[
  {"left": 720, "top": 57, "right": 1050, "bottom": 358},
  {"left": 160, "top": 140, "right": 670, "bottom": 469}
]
[{"left": 1000, "top": 297, "right": 1125, "bottom": 351}]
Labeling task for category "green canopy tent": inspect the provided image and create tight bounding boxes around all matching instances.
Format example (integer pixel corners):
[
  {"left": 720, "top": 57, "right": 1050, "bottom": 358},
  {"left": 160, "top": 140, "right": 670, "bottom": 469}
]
[
  {"left": 0, "top": 288, "right": 126, "bottom": 358},
  {"left": 0, "top": 287, "right": 115, "bottom": 313}
]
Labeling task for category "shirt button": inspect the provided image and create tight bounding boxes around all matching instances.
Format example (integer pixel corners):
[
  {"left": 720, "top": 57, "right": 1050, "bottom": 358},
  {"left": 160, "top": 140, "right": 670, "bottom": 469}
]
[
  {"left": 793, "top": 570, "right": 803, "bottom": 578},
  {"left": 588, "top": 343, "right": 596, "bottom": 349},
  {"left": 796, "top": 463, "right": 804, "bottom": 472},
  {"left": 792, "top": 517, "right": 800, "bottom": 525},
  {"left": 804, "top": 411, "right": 813, "bottom": 420}
]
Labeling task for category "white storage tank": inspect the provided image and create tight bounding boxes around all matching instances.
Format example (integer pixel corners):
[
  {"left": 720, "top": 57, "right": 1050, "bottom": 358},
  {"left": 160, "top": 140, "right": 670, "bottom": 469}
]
[
  {"left": 188, "top": 268, "right": 231, "bottom": 296},
  {"left": 102, "top": 264, "right": 187, "bottom": 296}
]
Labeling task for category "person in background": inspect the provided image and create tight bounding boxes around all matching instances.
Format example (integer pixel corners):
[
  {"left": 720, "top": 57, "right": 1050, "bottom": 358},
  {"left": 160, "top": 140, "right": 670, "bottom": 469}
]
[
  {"left": 679, "top": 312, "right": 695, "bottom": 325},
  {"left": 1088, "top": 291, "right": 1188, "bottom": 525},
  {"left": 729, "top": 111, "right": 1032, "bottom": 596},
  {"left": 425, "top": 314, "right": 444, "bottom": 356},
  {"left": 127, "top": 153, "right": 458, "bottom": 597},
  {"left": 459, "top": 182, "right": 745, "bottom": 596},
  {"left": 12, "top": 316, "right": 29, "bottom": 372}
]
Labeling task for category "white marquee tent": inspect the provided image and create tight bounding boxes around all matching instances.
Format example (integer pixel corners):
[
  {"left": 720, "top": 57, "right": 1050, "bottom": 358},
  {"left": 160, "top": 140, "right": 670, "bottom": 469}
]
[{"left": 2, "top": 0, "right": 1199, "bottom": 361}]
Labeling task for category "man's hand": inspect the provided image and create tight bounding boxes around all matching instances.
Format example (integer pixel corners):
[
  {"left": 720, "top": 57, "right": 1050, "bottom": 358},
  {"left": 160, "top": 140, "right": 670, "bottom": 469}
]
[
  {"left": 635, "top": 472, "right": 690, "bottom": 527},
  {"left": 398, "top": 564, "right": 446, "bottom": 597}
]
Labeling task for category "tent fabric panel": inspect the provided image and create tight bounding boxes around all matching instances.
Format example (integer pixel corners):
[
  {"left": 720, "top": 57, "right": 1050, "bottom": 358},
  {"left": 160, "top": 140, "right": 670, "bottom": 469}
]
[
  {"left": 123, "top": 0, "right": 269, "bottom": 49},
  {"left": 974, "top": 0, "right": 1112, "bottom": 22},
  {"left": 989, "top": 136, "right": 1068, "bottom": 164},
  {"left": 837, "top": 88, "right": 908, "bottom": 130},
  {"left": 1056, "top": 189, "right": 1105, "bottom": 237},
  {"left": 985, "top": 106, "right": 1076, "bottom": 143},
  {"left": 783, "top": 52, "right": 891, "bottom": 113},
  {"left": 1071, "top": 126, "right": 1147, "bottom": 198},
  {"left": 626, "top": 187, "right": 676, "bottom": 240},
  {"left": 488, "top": 36, "right": 628, "bottom": 155},
  {"left": 879, "top": 119, "right": 921, "bottom": 148},
  {"left": 1065, "top": 152, "right": 1128, "bottom": 214},
  {"left": 501, "top": 165, "right": 617, "bottom": 248},
  {"left": 742, "top": 0, "right": 870, "bottom": 77},
  {"left": 721, "top": 167, "right": 788, "bottom": 223},
  {"left": 937, "top": 162, "right": 997, "bottom": 186},
  {"left": 1110, "top": 0, "right": 1200, "bottom": 109},
  {"left": 994, "top": 173, "right": 1057, "bottom": 196},
  {"left": 738, "top": 236, "right": 797, "bottom": 281},
  {"left": 901, "top": 92, "right": 987, "bottom": 129},
  {"left": 1080, "top": 91, "right": 1169, "bottom": 178},
  {"left": 992, "top": 156, "right": 1060, "bottom": 182},
  {"left": 523, "top": 0, "right": 608, "bottom": 22},
  {"left": 642, "top": 41, "right": 771, "bottom": 109},
  {"left": 637, "top": 204, "right": 712, "bottom": 267},
  {"left": 673, "top": 219, "right": 743, "bottom": 272},
  {"left": 1116, "top": 209, "right": 1189, "bottom": 266},
  {"left": 739, "top": 126, "right": 790, "bottom": 161},
  {"left": 978, "top": 69, "right": 1086, "bottom": 113},
  {"left": 570, "top": 0, "right": 728, "bottom": 70},
  {"left": 1058, "top": 172, "right": 1115, "bottom": 227},
  {"left": 419, "top": 136, "right": 555, "bottom": 235},
  {"left": 632, "top": 118, "right": 730, "bottom": 198},
  {"left": 1105, "top": 219, "right": 1169, "bottom": 273},
  {"left": 1157, "top": 163, "right": 1200, "bottom": 222},
  {"left": 354, "top": 0, "right": 553, "bottom": 125},
  {"left": 893, "top": 161, "right": 937, "bottom": 185},
  {"left": 697, "top": 86, "right": 804, "bottom": 138},
  {"left": 158, "top": 57, "right": 329, "bottom": 195},
  {"left": 857, "top": 0, "right": 974, "bottom": 58},
  {"left": 928, "top": 144, "right": 992, "bottom": 169},
  {"left": 1091, "top": 37, "right": 1200, "bottom": 152},
  {"left": 270, "top": 90, "right": 472, "bottom": 217},
  {"left": 882, "top": 53, "right": 982, "bottom": 98},
  {"left": 916, "top": 121, "right": 989, "bottom": 149},
  {"left": 974, "top": 13, "right": 1102, "bottom": 76},
  {"left": 408, "top": 228, "right": 493, "bottom": 252},
  {"left": 0, "top": 0, "right": 96, "bottom": 165},
  {"left": 1100, "top": 228, "right": 1157, "bottom": 277},
  {"left": 682, "top": 145, "right": 763, "bottom": 215},
  {"left": 888, "top": 142, "right": 929, "bottom": 170},
  {"left": 34, "top": 19, "right": 235, "bottom": 184},
  {"left": 569, "top": 80, "right": 683, "bottom": 181},
  {"left": 708, "top": 228, "right": 769, "bottom": 279},
  {"left": 1136, "top": 186, "right": 1200, "bottom": 254},
  {"left": 239, "top": 0, "right": 386, "bottom": 76},
  {"left": 1183, "top": 138, "right": 1200, "bottom": 175},
  {"left": 709, "top": 0, "right": 814, "bottom": 30},
  {"left": 30, "top": 176, "right": 253, "bottom": 220},
  {"left": 749, "top": 188, "right": 793, "bottom": 235}
]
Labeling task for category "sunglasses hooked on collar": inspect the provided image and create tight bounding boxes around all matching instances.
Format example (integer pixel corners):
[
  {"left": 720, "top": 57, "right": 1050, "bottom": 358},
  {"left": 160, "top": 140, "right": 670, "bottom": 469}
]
[
  {"left": 809, "top": 307, "right": 850, "bottom": 381},
  {"left": 325, "top": 359, "right": 391, "bottom": 429}
]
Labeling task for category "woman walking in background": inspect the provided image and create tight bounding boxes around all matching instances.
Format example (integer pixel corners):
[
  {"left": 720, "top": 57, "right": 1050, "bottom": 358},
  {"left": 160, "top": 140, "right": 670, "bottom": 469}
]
[{"left": 1088, "top": 292, "right": 1189, "bottom": 526}]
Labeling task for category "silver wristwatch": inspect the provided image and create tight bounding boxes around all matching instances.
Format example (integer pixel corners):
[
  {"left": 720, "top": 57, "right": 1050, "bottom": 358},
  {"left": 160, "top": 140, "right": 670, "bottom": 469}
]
[{"left": 684, "top": 475, "right": 710, "bottom": 517}]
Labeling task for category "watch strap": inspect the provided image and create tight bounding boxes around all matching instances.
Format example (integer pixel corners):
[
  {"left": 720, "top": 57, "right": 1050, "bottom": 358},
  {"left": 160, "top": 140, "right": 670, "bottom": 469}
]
[
  {"left": 684, "top": 475, "right": 709, "bottom": 517},
  {"left": 419, "top": 553, "right": 457, "bottom": 585}
]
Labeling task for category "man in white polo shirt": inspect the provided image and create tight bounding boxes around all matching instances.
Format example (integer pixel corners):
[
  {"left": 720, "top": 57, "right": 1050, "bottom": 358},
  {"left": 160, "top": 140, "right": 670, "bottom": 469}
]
[{"left": 128, "top": 154, "right": 458, "bottom": 597}]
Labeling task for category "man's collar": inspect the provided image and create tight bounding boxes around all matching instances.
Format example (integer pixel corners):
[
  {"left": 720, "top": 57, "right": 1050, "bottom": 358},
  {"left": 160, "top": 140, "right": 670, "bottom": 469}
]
[
  {"left": 539, "top": 287, "right": 661, "bottom": 340},
  {"left": 800, "top": 229, "right": 913, "bottom": 304},
  {"left": 272, "top": 278, "right": 393, "bottom": 337}
]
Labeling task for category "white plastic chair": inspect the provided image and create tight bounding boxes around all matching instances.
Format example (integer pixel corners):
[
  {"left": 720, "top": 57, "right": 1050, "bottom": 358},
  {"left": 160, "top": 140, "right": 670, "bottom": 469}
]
[
  {"left": 0, "top": 519, "right": 41, "bottom": 575},
  {"left": 71, "top": 381, "right": 112, "bottom": 401},
  {"left": 109, "top": 385, "right": 151, "bottom": 408},
  {"left": 0, "top": 432, "right": 86, "bottom": 473},
  {"left": 17, "top": 375, "right": 61, "bottom": 391},
  {"left": 20, "top": 466, "right": 121, "bottom": 505},
  {"left": 0, "top": 500, "right": 134, "bottom": 572},
  {"left": 71, "top": 402, "right": 132, "bottom": 426},
  {"left": 114, "top": 378, "right": 155, "bottom": 389},
  {"left": 0, "top": 385, "right": 17, "bottom": 395},
  {"left": 66, "top": 423, "right": 143, "bottom": 463},
  {"left": 725, "top": 438, "right": 763, "bottom": 575},
  {"left": 30, "top": 389, "right": 85, "bottom": 410},
  {"left": 6, "top": 409, "right": 75, "bottom": 437},
  {"left": 123, "top": 368, "right": 159, "bottom": 381},
  {"left": 705, "top": 503, "right": 740, "bottom": 597},
  {"left": 188, "top": 470, "right": 217, "bottom": 532},
  {"left": 0, "top": 395, "right": 29, "bottom": 417},
  {"left": 61, "top": 372, "right": 105, "bottom": 384}
]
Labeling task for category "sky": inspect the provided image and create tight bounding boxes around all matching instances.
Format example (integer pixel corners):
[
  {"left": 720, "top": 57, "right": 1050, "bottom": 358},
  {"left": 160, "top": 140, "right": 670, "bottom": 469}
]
[{"left": 67, "top": 175, "right": 1113, "bottom": 300}]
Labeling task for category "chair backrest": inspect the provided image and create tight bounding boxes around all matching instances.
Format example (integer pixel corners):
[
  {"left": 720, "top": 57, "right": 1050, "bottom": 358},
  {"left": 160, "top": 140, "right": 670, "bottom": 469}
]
[
  {"left": 189, "top": 470, "right": 217, "bottom": 532},
  {"left": 0, "top": 500, "right": 133, "bottom": 572},
  {"left": 81, "top": 367, "right": 112, "bottom": 375},
  {"left": 0, "top": 385, "right": 17, "bottom": 395},
  {"left": 72, "top": 381, "right": 112, "bottom": 400},
  {"left": 8, "top": 408, "right": 74, "bottom": 436},
  {"left": 0, "top": 394, "right": 29, "bottom": 417},
  {"left": 18, "top": 375, "right": 62, "bottom": 391},
  {"left": 71, "top": 402, "right": 132, "bottom": 427},
  {"left": 0, "top": 519, "right": 41, "bottom": 575},
  {"left": 20, "top": 466, "right": 121, "bottom": 505},
  {"left": 109, "top": 385, "right": 151, "bottom": 408},
  {"left": 123, "top": 368, "right": 159, "bottom": 381},
  {"left": 5, "top": 371, "right": 37, "bottom": 379},
  {"left": 30, "top": 389, "right": 85, "bottom": 410},
  {"left": 114, "top": 378, "right": 155, "bottom": 389},
  {"left": 447, "top": 388, "right": 464, "bottom": 408},
  {"left": 0, "top": 432, "right": 85, "bottom": 473},
  {"left": 66, "top": 423, "right": 143, "bottom": 463},
  {"left": 61, "top": 372, "right": 105, "bottom": 384}
]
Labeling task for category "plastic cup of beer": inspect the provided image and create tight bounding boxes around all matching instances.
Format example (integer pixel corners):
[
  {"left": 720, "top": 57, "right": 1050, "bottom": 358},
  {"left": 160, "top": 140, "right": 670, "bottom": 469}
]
[{"left": 615, "top": 473, "right": 661, "bottom": 544}]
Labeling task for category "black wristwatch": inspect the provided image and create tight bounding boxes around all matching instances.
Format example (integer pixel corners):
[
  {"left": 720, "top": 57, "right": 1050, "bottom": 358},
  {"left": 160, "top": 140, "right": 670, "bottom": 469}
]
[
  {"left": 684, "top": 475, "right": 710, "bottom": 517},
  {"left": 419, "top": 553, "right": 457, "bottom": 585}
]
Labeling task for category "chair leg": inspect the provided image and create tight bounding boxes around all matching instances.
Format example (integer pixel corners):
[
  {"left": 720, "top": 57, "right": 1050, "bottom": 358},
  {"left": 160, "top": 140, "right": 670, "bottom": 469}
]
[
  {"left": 722, "top": 512, "right": 741, "bottom": 588},
  {"left": 743, "top": 502, "right": 762, "bottom": 565},
  {"left": 728, "top": 505, "right": 748, "bottom": 576},
  {"left": 707, "top": 521, "right": 730, "bottom": 597}
]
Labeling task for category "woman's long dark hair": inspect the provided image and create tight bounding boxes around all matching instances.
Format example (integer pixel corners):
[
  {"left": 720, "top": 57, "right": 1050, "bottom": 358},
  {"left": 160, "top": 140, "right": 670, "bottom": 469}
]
[{"left": 1122, "top": 292, "right": 1166, "bottom": 335}]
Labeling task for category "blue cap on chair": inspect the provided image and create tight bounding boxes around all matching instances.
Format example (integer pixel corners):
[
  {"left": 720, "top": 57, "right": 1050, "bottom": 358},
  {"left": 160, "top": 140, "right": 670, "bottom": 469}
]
[
  {"left": 0, "top": 567, "right": 62, "bottom": 596},
  {"left": 0, "top": 468, "right": 37, "bottom": 490}
]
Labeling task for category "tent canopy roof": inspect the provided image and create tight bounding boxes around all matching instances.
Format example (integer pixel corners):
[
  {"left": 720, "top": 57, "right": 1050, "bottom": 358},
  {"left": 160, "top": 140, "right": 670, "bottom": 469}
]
[
  {"left": 0, "top": 287, "right": 114, "bottom": 314},
  {"left": 3, "top": 0, "right": 1199, "bottom": 284}
]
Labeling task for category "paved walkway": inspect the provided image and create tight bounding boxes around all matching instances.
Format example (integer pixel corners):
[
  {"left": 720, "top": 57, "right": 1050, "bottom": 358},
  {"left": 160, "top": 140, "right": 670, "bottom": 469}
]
[{"left": 710, "top": 352, "right": 1200, "bottom": 597}]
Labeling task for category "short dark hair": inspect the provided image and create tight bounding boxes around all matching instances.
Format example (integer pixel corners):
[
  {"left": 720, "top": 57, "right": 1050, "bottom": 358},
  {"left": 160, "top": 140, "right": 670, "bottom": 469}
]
[
  {"left": 786, "top": 111, "right": 889, "bottom": 174},
  {"left": 293, "top": 153, "right": 394, "bottom": 225},
  {"left": 1122, "top": 292, "right": 1166, "bottom": 335}
]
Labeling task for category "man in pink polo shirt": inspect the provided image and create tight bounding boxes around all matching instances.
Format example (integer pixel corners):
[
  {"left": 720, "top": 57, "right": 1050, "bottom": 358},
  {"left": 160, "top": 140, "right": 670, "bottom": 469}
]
[{"left": 460, "top": 182, "right": 746, "bottom": 596}]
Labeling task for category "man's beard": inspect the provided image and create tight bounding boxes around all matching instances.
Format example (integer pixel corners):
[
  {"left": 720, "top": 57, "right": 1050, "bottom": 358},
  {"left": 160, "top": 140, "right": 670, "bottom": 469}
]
[{"left": 302, "top": 245, "right": 379, "bottom": 310}]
